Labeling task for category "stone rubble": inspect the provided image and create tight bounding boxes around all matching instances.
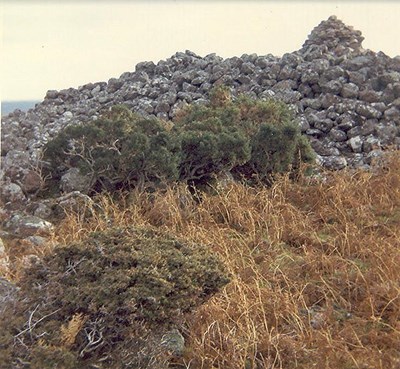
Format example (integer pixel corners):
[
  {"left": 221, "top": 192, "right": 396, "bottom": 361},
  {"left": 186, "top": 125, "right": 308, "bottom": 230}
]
[{"left": 1, "top": 15, "right": 400, "bottom": 239}]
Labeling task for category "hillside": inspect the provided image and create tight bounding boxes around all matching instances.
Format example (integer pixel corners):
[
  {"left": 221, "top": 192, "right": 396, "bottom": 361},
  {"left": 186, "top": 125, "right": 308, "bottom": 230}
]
[
  {"left": 1, "top": 15, "right": 400, "bottom": 368},
  {"left": 1, "top": 153, "right": 399, "bottom": 368},
  {"left": 52, "top": 154, "right": 399, "bottom": 369}
]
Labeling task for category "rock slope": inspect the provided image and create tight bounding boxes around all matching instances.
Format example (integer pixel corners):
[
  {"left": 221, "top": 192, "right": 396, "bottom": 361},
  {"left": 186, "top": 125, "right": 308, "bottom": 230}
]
[{"left": 1, "top": 15, "right": 400, "bottom": 221}]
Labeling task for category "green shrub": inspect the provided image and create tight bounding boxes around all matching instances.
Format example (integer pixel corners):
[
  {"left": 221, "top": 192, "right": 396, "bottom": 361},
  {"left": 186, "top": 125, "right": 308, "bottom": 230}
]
[
  {"left": 0, "top": 226, "right": 229, "bottom": 368},
  {"left": 44, "top": 105, "right": 179, "bottom": 194},
  {"left": 175, "top": 87, "right": 315, "bottom": 186},
  {"left": 174, "top": 115, "right": 250, "bottom": 186},
  {"left": 43, "top": 91, "right": 314, "bottom": 195}
]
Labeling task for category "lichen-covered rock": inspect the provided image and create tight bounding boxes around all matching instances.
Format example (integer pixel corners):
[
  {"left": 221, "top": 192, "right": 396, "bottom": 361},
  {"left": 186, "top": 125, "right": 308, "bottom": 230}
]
[
  {"left": 322, "top": 155, "right": 348, "bottom": 170},
  {"left": 348, "top": 136, "right": 364, "bottom": 153},
  {"left": 5, "top": 214, "right": 54, "bottom": 238},
  {"left": 60, "top": 167, "right": 92, "bottom": 194}
]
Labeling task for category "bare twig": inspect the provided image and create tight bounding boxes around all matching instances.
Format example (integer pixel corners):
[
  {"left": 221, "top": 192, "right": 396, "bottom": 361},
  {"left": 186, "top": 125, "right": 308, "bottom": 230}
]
[{"left": 15, "top": 306, "right": 61, "bottom": 340}]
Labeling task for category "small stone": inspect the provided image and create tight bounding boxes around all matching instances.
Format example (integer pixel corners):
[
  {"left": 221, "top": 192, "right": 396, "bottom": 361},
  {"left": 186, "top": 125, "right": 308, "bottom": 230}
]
[
  {"left": 6, "top": 214, "right": 54, "bottom": 238},
  {"left": 135, "top": 61, "right": 156, "bottom": 74},
  {"left": 371, "top": 102, "right": 387, "bottom": 112},
  {"left": 375, "top": 123, "right": 399, "bottom": 145},
  {"left": 301, "top": 69, "right": 319, "bottom": 84},
  {"left": 314, "top": 119, "right": 334, "bottom": 133},
  {"left": 278, "top": 65, "right": 294, "bottom": 80},
  {"left": 359, "top": 89, "right": 381, "bottom": 103},
  {"left": 365, "top": 149, "right": 384, "bottom": 164},
  {"left": 240, "top": 62, "right": 255, "bottom": 75},
  {"left": 33, "top": 202, "right": 53, "bottom": 220},
  {"left": 363, "top": 136, "right": 381, "bottom": 152},
  {"left": 310, "top": 311, "right": 326, "bottom": 329},
  {"left": 237, "top": 75, "right": 252, "bottom": 85},
  {"left": 156, "top": 112, "right": 169, "bottom": 120},
  {"left": 182, "top": 82, "right": 197, "bottom": 93},
  {"left": 0, "top": 239, "right": 5, "bottom": 255},
  {"left": 155, "top": 101, "right": 171, "bottom": 114},
  {"left": 298, "top": 116, "right": 310, "bottom": 132},
  {"left": 337, "top": 116, "right": 356, "bottom": 131},
  {"left": 60, "top": 168, "right": 91, "bottom": 194},
  {"left": 323, "top": 156, "right": 347, "bottom": 170},
  {"left": 341, "top": 83, "right": 359, "bottom": 98},
  {"left": 91, "top": 84, "right": 102, "bottom": 95},
  {"left": 138, "top": 100, "right": 154, "bottom": 114},
  {"left": 348, "top": 136, "right": 363, "bottom": 153},
  {"left": 254, "top": 57, "right": 269, "bottom": 69},
  {"left": 311, "top": 140, "right": 340, "bottom": 156},
  {"left": 21, "top": 170, "right": 42, "bottom": 193},
  {"left": 25, "top": 236, "right": 48, "bottom": 248},
  {"left": 348, "top": 71, "right": 367, "bottom": 86},
  {"left": 45, "top": 90, "right": 58, "bottom": 99},
  {"left": 320, "top": 80, "right": 342, "bottom": 94},
  {"left": 305, "top": 128, "right": 324, "bottom": 138},
  {"left": 378, "top": 72, "right": 400, "bottom": 88},
  {"left": 63, "top": 111, "right": 73, "bottom": 119},
  {"left": 322, "top": 66, "right": 346, "bottom": 81},
  {"left": 341, "top": 56, "right": 372, "bottom": 71},
  {"left": 20, "top": 254, "right": 42, "bottom": 270},
  {"left": 160, "top": 329, "right": 185, "bottom": 356},
  {"left": 191, "top": 74, "right": 207, "bottom": 85},
  {"left": 347, "top": 126, "right": 363, "bottom": 138},
  {"left": 355, "top": 103, "right": 382, "bottom": 119},
  {"left": 1, "top": 183, "right": 26, "bottom": 209},
  {"left": 384, "top": 106, "right": 400, "bottom": 120},
  {"left": 329, "top": 129, "right": 347, "bottom": 142},
  {"left": 107, "top": 78, "right": 124, "bottom": 93},
  {"left": 361, "top": 119, "right": 377, "bottom": 136},
  {"left": 320, "top": 94, "right": 340, "bottom": 109}
]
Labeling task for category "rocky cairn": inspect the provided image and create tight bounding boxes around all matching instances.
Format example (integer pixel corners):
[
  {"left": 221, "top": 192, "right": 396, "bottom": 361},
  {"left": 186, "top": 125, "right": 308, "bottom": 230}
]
[{"left": 1, "top": 16, "right": 400, "bottom": 244}]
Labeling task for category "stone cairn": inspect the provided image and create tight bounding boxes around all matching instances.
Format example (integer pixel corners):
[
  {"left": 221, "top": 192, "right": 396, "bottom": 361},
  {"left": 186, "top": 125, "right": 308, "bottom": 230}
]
[{"left": 1, "top": 16, "right": 400, "bottom": 248}]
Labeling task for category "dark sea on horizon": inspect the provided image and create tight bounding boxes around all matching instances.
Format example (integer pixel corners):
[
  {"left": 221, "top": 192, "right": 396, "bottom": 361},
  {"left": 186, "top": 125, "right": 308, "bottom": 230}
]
[{"left": 1, "top": 100, "right": 41, "bottom": 116}]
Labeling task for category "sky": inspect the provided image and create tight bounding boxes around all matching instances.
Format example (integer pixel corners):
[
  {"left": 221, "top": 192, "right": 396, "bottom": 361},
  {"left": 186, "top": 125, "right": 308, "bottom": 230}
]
[{"left": 1, "top": 1, "right": 399, "bottom": 101}]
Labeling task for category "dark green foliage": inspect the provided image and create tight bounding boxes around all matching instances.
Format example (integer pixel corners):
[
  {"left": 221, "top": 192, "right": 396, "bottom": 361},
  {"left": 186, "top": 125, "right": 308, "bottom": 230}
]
[
  {"left": 43, "top": 90, "right": 315, "bottom": 195},
  {"left": 175, "top": 87, "right": 315, "bottom": 186},
  {"left": 0, "top": 226, "right": 229, "bottom": 368},
  {"left": 233, "top": 117, "right": 315, "bottom": 184},
  {"left": 175, "top": 116, "right": 250, "bottom": 184},
  {"left": 171, "top": 93, "right": 240, "bottom": 187},
  {"left": 30, "top": 346, "right": 77, "bottom": 369},
  {"left": 44, "top": 105, "right": 179, "bottom": 193}
]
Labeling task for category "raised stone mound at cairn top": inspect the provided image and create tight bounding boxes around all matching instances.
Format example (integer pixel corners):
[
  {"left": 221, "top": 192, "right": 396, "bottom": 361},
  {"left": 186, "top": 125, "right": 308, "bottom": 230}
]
[{"left": 302, "top": 15, "right": 365, "bottom": 54}]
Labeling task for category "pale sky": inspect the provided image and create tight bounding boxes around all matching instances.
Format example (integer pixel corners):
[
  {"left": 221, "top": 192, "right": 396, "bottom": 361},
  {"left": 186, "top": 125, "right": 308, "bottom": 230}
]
[{"left": 1, "top": 1, "right": 399, "bottom": 101}]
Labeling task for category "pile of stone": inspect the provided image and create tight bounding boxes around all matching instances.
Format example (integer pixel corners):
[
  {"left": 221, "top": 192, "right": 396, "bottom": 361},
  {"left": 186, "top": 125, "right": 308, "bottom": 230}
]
[{"left": 1, "top": 15, "right": 400, "bottom": 239}]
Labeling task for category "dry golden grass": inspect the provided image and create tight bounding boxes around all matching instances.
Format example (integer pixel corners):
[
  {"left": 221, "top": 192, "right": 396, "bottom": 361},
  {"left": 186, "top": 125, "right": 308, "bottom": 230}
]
[
  {"left": 7, "top": 152, "right": 400, "bottom": 368},
  {"left": 60, "top": 313, "right": 87, "bottom": 349}
]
